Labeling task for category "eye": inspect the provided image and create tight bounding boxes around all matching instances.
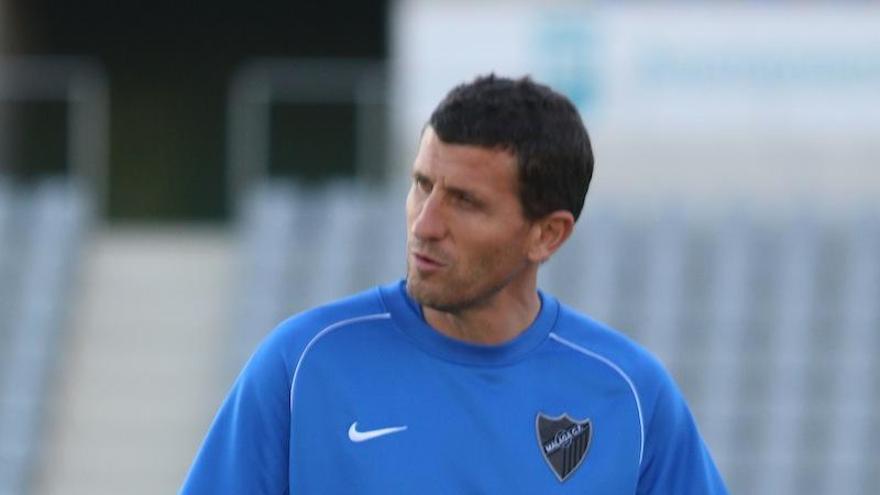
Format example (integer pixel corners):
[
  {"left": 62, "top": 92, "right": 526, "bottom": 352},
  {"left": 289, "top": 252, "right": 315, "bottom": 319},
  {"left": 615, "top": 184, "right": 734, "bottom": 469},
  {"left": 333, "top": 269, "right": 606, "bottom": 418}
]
[
  {"left": 451, "top": 191, "right": 479, "bottom": 209},
  {"left": 451, "top": 191, "right": 469, "bottom": 203},
  {"left": 414, "top": 175, "right": 432, "bottom": 193}
]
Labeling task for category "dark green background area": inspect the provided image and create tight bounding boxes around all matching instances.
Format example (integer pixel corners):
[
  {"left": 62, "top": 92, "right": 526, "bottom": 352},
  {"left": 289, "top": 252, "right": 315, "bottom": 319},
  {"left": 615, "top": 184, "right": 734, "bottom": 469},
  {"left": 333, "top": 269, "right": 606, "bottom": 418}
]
[
  {"left": 3, "top": 0, "right": 387, "bottom": 220},
  {"left": 270, "top": 103, "right": 357, "bottom": 181}
]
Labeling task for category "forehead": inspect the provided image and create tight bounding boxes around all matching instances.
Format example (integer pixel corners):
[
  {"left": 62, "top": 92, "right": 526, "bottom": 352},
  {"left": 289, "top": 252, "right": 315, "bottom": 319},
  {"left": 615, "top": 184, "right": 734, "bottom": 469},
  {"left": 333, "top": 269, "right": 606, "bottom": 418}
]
[{"left": 413, "top": 127, "right": 519, "bottom": 195}]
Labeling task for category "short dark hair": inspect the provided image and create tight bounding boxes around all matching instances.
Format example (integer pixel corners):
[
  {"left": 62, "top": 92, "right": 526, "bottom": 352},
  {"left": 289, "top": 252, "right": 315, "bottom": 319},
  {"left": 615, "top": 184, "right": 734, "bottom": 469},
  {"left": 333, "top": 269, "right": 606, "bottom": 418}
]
[{"left": 428, "top": 74, "right": 594, "bottom": 222}]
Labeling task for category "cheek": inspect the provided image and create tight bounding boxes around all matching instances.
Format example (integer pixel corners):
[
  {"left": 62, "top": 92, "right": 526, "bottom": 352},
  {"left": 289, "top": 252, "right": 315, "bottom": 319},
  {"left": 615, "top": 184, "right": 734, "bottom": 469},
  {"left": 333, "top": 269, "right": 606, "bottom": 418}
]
[
  {"left": 463, "top": 224, "right": 528, "bottom": 265},
  {"left": 499, "top": 222, "right": 534, "bottom": 261}
]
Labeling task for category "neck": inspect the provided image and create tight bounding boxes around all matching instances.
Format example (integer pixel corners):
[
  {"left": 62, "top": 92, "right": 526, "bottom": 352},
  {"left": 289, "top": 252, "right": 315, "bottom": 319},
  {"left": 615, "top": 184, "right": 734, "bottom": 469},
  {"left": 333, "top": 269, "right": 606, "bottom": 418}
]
[{"left": 421, "top": 280, "right": 541, "bottom": 345}]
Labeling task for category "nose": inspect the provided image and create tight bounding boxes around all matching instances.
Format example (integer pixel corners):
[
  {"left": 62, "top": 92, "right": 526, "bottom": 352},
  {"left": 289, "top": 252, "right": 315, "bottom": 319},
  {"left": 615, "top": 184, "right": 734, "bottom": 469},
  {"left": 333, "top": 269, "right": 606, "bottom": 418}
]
[{"left": 411, "top": 192, "right": 447, "bottom": 241}]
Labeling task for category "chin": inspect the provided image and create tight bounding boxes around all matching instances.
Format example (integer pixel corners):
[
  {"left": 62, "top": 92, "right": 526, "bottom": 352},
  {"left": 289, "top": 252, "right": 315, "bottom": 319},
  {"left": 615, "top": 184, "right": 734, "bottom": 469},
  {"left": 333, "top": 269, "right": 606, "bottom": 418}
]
[
  {"left": 407, "top": 274, "right": 502, "bottom": 313},
  {"left": 407, "top": 275, "right": 458, "bottom": 311}
]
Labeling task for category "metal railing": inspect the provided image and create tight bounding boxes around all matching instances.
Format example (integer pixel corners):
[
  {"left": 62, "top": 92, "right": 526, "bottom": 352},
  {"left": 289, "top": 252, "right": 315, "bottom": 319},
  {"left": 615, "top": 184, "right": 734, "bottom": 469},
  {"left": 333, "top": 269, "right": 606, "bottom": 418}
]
[
  {"left": 0, "top": 56, "right": 109, "bottom": 213},
  {"left": 0, "top": 57, "right": 104, "bottom": 495},
  {"left": 226, "top": 58, "right": 386, "bottom": 216}
]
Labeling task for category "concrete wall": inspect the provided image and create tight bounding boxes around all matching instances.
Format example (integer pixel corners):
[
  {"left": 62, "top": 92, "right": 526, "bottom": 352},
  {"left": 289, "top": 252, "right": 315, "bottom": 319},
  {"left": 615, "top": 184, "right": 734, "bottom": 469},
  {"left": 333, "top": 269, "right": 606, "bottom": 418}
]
[{"left": 391, "top": 1, "right": 880, "bottom": 215}]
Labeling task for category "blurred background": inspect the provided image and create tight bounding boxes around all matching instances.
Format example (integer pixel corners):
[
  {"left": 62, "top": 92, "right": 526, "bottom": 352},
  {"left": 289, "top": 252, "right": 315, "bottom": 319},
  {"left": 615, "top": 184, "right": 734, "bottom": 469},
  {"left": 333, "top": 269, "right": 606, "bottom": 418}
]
[{"left": 1, "top": 1, "right": 878, "bottom": 494}]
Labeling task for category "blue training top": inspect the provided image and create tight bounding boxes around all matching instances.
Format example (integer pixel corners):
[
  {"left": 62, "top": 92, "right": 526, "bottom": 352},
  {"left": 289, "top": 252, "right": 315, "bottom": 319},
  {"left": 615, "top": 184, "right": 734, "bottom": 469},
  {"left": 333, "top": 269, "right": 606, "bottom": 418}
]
[{"left": 181, "top": 280, "right": 728, "bottom": 494}]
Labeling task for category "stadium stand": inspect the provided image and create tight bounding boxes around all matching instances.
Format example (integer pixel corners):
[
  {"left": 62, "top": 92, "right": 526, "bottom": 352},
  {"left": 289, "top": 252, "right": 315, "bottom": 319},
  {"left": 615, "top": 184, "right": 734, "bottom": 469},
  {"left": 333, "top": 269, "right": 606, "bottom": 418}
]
[
  {"left": 234, "top": 179, "right": 879, "bottom": 494},
  {"left": 0, "top": 179, "right": 91, "bottom": 495},
  {"left": 0, "top": 56, "right": 104, "bottom": 495}
]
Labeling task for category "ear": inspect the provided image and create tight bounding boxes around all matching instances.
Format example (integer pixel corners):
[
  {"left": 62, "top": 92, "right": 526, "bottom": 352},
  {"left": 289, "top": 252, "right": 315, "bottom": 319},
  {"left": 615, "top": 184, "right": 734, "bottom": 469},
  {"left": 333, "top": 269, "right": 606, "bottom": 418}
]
[{"left": 526, "top": 210, "right": 575, "bottom": 263}]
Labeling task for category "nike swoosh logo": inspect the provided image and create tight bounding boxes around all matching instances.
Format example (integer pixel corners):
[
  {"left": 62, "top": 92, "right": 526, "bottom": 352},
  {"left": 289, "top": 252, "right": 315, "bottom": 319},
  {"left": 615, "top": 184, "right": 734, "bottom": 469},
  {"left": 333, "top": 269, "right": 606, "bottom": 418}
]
[{"left": 348, "top": 421, "right": 408, "bottom": 442}]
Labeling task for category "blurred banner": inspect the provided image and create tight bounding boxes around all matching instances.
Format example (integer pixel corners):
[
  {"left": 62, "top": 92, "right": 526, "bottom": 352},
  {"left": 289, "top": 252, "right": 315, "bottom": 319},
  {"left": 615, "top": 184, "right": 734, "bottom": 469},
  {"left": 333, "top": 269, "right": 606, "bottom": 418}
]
[{"left": 392, "top": 2, "right": 880, "bottom": 213}]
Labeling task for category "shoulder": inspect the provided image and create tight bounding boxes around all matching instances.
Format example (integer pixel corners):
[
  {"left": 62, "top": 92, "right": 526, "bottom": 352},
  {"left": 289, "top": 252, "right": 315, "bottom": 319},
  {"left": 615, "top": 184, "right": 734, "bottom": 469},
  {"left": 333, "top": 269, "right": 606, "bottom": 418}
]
[
  {"left": 248, "top": 285, "right": 391, "bottom": 374},
  {"left": 550, "top": 304, "right": 664, "bottom": 378},
  {"left": 547, "top": 308, "right": 730, "bottom": 491},
  {"left": 548, "top": 303, "right": 677, "bottom": 409}
]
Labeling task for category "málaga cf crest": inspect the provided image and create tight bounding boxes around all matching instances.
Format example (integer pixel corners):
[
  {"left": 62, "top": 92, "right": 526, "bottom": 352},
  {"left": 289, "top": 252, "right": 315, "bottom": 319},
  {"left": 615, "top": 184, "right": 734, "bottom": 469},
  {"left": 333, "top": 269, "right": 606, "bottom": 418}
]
[{"left": 536, "top": 413, "right": 592, "bottom": 482}]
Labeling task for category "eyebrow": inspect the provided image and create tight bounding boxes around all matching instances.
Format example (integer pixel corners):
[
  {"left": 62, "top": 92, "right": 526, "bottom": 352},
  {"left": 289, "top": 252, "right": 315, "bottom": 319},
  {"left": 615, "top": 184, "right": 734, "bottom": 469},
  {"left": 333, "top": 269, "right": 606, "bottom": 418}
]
[
  {"left": 446, "top": 185, "right": 477, "bottom": 199},
  {"left": 412, "top": 172, "right": 485, "bottom": 204},
  {"left": 444, "top": 183, "right": 486, "bottom": 208}
]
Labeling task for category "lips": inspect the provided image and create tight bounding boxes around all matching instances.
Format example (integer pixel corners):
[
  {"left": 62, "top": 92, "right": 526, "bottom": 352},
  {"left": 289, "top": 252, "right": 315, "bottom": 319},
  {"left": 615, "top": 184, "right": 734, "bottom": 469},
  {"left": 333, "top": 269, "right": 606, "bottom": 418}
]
[{"left": 410, "top": 249, "right": 448, "bottom": 272}]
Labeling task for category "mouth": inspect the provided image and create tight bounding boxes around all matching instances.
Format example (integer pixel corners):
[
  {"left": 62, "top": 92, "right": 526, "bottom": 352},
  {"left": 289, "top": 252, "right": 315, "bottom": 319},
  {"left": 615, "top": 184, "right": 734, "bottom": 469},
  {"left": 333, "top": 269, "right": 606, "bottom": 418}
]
[{"left": 411, "top": 250, "right": 447, "bottom": 272}]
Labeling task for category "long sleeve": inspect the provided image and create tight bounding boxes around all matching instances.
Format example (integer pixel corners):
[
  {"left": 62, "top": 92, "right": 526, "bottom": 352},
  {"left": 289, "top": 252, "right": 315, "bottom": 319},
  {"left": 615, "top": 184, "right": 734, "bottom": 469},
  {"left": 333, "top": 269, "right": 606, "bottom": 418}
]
[
  {"left": 180, "top": 332, "right": 292, "bottom": 495},
  {"left": 636, "top": 369, "right": 728, "bottom": 494}
]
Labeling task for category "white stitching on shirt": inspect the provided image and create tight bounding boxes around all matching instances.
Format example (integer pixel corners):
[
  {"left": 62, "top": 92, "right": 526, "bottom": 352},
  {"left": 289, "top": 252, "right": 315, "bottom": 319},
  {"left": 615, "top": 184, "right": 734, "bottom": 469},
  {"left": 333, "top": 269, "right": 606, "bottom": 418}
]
[
  {"left": 548, "top": 332, "right": 646, "bottom": 467},
  {"left": 289, "top": 313, "right": 392, "bottom": 411}
]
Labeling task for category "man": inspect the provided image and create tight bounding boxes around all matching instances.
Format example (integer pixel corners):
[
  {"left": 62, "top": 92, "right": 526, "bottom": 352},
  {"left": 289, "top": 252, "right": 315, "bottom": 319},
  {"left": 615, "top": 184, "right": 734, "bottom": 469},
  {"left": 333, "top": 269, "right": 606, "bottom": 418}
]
[{"left": 181, "top": 74, "right": 728, "bottom": 493}]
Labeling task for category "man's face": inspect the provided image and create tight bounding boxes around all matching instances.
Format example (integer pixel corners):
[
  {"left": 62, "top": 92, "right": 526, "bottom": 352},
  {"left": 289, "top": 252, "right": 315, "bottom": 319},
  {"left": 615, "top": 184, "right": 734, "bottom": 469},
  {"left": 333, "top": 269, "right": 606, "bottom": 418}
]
[{"left": 405, "top": 127, "right": 534, "bottom": 311}]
